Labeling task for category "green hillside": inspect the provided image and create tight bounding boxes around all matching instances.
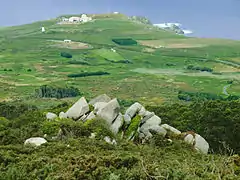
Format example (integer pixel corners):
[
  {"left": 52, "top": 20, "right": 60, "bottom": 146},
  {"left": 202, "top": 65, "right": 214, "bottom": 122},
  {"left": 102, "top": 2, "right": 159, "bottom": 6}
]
[{"left": 0, "top": 13, "right": 240, "bottom": 106}]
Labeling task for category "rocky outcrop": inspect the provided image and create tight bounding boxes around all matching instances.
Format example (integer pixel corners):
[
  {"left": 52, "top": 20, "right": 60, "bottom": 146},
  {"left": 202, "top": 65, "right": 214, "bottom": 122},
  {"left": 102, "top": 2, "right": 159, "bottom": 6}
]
[
  {"left": 45, "top": 94, "right": 209, "bottom": 154},
  {"left": 24, "top": 137, "right": 47, "bottom": 146}
]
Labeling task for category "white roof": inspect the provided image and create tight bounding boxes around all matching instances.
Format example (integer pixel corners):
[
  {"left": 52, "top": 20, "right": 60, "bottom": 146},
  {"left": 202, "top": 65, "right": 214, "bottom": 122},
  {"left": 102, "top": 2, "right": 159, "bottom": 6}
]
[
  {"left": 182, "top": 29, "right": 193, "bottom": 34},
  {"left": 153, "top": 23, "right": 182, "bottom": 28}
]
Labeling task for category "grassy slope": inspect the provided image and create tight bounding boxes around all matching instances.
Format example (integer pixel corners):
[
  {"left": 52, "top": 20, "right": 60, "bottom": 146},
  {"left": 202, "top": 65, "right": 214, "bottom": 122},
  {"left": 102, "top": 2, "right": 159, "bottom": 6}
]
[{"left": 0, "top": 14, "right": 240, "bottom": 106}]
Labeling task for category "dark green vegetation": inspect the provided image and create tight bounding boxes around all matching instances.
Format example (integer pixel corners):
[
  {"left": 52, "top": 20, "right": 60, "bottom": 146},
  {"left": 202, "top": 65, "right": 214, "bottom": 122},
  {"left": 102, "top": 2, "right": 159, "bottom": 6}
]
[
  {"left": 67, "top": 71, "right": 110, "bottom": 78},
  {"left": 60, "top": 52, "right": 72, "bottom": 58},
  {"left": 147, "top": 100, "right": 240, "bottom": 154},
  {"left": 178, "top": 90, "right": 240, "bottom": 101},
  {"left": 35, "top": 85, "right": 80, "bottom": 99},
  {"left": 186, "top": 65, "right": 213, "bottom": 72},
  {"left": 0, "top": 101, "right": 240, "bottom": 179},
  {"left": 112, "top": 38, "right": 138, "bottom": 45}
]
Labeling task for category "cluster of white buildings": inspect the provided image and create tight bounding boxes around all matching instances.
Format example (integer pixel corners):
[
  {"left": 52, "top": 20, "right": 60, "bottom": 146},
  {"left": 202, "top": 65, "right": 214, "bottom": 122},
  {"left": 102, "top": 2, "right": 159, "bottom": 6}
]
[
  {"left": 61, "top": 14, "right": 92, "bottom": 23},
  {"left": 153, "top": 23, "right": 193, "bottom": 35}
]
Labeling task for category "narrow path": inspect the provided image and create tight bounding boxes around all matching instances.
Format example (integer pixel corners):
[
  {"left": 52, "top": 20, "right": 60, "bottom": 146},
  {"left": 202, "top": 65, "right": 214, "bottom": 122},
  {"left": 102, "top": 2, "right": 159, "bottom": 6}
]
[
  {"left": 214, "top": 59, "right": 240, "bottom": 68},
  {"left": 223, "top": 84, "right": 231, "bottom": 96}
]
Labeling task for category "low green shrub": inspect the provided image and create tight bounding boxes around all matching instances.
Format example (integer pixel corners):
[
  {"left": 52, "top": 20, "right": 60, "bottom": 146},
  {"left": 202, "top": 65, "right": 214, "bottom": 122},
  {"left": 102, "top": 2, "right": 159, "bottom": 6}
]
[
  {"left": 60, "top": 52, "right": 72, "bottom": 58},
  {"left": 67, "top": 60, "right": 90, "bottom": 65},
  {"left": 187, "top": 65, "right": 213, "bottom": 72},
  {"left": 112, "top": 38, "right": 137, "bottom": 46},
  {"left": 178, "top": 90, "right": 240, "bottom": 101},
  {"left": 67, "top": 71, "right": 110, "bottom": 78},
  {"left": 0, "top": 102, "right": 37, "bottom": 119},
  {"left": 35, "top": 85, "right": 81, "bottom": 99},
  {"left": 147, "top": 100, "right": 240, "bottom": 154}
]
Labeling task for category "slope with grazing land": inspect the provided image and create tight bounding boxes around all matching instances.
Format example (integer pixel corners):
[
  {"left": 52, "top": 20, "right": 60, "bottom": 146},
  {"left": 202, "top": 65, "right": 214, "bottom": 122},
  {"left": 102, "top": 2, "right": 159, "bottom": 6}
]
[{"left": 0, "top": 13, "right": 240, "bottom": 106}]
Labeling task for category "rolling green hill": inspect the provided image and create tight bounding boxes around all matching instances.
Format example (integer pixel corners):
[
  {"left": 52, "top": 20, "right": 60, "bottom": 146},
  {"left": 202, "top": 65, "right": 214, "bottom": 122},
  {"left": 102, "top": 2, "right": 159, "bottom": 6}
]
[{"left": 0, "top": 13, "right": 240, "bottom": 107}]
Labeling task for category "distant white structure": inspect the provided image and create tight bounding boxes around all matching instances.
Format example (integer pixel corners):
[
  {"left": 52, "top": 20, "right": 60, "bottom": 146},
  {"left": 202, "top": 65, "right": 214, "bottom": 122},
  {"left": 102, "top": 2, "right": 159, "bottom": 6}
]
[
  {"left": 64, "top": 39, "right": 72, "bottom": 43},
  {"left": 69, "top": 16, "right": 82, "bottom": 22},
  {"left": 41, "top": 26, "right": 45, "bottom": 33},
  {"left": 182, "top": 29, "right": 193, "bottom": 35},
  {"left": 65, "top": 14, "right": 92, "bottom": 23},
  {"left": 111, "top": 48, "right": 116, "bottom": 52},
  {"left": 154, "top": 23, "right": 182, "bottom": 28},
  {"left": 113, "top": 12, "right": 119, "bottom": 14},
  {"left": 158, "top": 45, "right": 165, "bottom": 48},
  {"left": 153, "top": 23, "right": 193, "bottom": 35},
  {"left": 81, "top": 14, "right": 92, "bottom": 23},
  {"left": 62, "top": 17, "right": 69, "bottom": 22}
]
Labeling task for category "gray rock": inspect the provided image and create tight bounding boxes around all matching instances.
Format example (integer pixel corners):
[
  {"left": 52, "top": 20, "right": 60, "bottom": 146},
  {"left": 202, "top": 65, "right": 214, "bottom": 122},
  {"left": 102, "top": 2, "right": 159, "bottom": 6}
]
[
  {"left": 97, "top": 98, "right": 120, "bottom": 124},
  {"left": 89, "top": 133, "right": 96, "bottom": 139},
  {"left": 139, "top": 115, "right": 162, "bottom": 139},
  {"left": 139, "top": 132, "right": 145, "bottom": 139},
  {"left": 140, "top": 111, "right": 155, "bottom": 124},
  {"left": 110, "top": 113, "right": 124, "bottom": 134},
  {"left": 46, "top": 112, "right": 57, "bottom": 120},
  {"left": 104, "top": 136, "right": 112, "bottom": 144},
  {"left": 194, "top": 134, "right": 209, "bottom": 154},
  {"left": 138, "top": 106, "right": 146, "bottom": 116},
  {"left": 85, "top": 111, "right": 96, "bottom": 121},
  {"left": 149, "top": 126, "right": 167, "bottom": 137},
  {"left": 139, "top": 125, "right": 167, "bottom": 142},
  {"left": 89, "top": 94, "right": 111, "bottom": 105},
  {"left": 112, "top": 139, "right": 117, "bottom": 145},
  {"left": 123, "top": 114, "right": 132, "bottom": 125},
  {"left": 140, "top": 115, "right": 161, "bottom": 130},
  {"left": 59, "top": 112, "right": 67, "bottom": 119},
  {"left": 79, "top": 114, "right": 88, "bottom": 121},
  {"left": 24, "top": 137, "right": 47, "bottom": 146},
  {"left": 142, "top": 111, "right": 155, "bottom": 118},
  {"left": 94, "top": 102, "right": 107, "bottom": 113},
  {"left": 125, "top": 102, "right": 143, "bottom": 119},
  {"left": 66, "top": 97, "right": 89, "bottom": 119},
  {"left": 161, "top": 124, "right": 181, "bottom": 136},
  {"left": 184, "top": 134, "right": 195, "bottom": 145}
]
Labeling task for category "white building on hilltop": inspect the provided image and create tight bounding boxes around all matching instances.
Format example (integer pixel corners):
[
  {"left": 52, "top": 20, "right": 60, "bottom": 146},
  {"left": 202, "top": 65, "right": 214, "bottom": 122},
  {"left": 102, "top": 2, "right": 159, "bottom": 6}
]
[
  {"left": 69, "top": 16, "right": 82, "bottom": 23},
  {"left": 66, "top": 14, "right": 92, "bottom": 23},
  {"left": 153, "top": 23, "right": 193, "bottom": 35},
  {"left": 81, "top": 14, "right": 92, "bottom": 22}
]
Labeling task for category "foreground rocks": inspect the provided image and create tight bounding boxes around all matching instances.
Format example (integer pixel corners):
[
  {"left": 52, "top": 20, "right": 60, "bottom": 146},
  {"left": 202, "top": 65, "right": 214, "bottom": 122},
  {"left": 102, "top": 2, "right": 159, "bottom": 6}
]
[
  {"left": 42, "top": 94, "right": 209, "bottom": 154},
  {"left": 24, "top": 137, "right": 47, "bottom": 146}
]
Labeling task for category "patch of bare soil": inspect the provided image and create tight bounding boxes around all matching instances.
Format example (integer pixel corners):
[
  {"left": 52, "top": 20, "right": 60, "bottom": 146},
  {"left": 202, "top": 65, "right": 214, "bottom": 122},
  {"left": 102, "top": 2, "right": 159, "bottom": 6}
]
[
  {"left": 34, "top": 64, "right": 44, "bottom": 72},
  {"left": 49, "top": 40, "right": 91, "bottom": 49},
  {"left": 142, "top": 48, "right": 155, "bottom": 53},
  {"left": 138, "top": 40, "right": 206, "bottom": 49}
]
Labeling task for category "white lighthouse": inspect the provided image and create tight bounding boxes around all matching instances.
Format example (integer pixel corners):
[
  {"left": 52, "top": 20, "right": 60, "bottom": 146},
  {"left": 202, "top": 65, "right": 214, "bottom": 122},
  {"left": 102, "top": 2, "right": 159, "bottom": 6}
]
[{"left": 41, "top": 27, "right": 45, "bottom": 33}]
